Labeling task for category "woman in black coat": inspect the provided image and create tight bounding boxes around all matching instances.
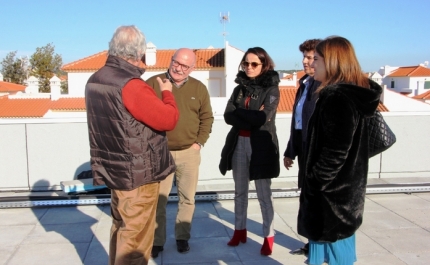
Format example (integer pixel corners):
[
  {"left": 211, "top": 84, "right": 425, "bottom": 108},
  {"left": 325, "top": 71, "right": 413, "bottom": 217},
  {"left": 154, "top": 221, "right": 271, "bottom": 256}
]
[
  {"left": 219, "top": 47, "right": 280, "bottom": 255},
  {"left": 299, "top": 36, "right": 382, "bottom": 265}
]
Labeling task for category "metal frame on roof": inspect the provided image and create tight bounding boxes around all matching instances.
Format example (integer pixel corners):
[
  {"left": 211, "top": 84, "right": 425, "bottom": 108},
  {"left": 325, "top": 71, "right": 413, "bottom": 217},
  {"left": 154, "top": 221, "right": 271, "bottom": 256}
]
[{"left": 1, "top": 183, "right": 429, "bottom": 208}]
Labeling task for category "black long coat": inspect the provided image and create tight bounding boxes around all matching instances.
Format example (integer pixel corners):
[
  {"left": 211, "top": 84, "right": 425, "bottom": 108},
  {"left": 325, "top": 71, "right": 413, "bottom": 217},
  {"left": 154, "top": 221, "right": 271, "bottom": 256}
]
[
  {"left": 219, "top": 70, "right": 280, "bottom": 180},
  {"left": 298, "top": 80, "right": 382, "bottom": 242},
  {"left": 284, "top": 74, "right": 320, "bottom": 188}
]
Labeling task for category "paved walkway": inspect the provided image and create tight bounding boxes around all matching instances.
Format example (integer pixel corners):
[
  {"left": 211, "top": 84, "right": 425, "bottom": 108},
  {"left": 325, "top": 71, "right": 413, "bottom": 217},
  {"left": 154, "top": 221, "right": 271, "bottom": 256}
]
[{"left": 1, "top": 192, "right": 430, "bottom": 265}]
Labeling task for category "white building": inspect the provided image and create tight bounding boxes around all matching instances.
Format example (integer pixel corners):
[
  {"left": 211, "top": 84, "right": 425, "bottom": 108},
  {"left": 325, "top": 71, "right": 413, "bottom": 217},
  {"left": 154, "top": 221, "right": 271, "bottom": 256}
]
[
  {"left": 368, "top": 71, "right": 383, "bottom": 85},
  {"left": 62, "top": 42, "right": 245, "bottom": 115},
  {"left": 376, "top": 63, "right": 430, "bottom": 96}
]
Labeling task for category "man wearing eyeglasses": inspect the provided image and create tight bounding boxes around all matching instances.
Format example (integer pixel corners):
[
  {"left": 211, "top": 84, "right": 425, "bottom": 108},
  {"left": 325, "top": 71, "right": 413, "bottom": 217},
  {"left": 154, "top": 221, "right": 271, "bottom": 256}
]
[{"left": 146, "top": 48, "right": 214, "bottom": 258}]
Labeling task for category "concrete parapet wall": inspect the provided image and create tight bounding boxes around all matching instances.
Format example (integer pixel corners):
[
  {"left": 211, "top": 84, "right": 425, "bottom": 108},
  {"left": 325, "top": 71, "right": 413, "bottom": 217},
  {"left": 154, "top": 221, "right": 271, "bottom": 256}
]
[{"left": 1, "top": 112, "right": 429, "bottom": 191}]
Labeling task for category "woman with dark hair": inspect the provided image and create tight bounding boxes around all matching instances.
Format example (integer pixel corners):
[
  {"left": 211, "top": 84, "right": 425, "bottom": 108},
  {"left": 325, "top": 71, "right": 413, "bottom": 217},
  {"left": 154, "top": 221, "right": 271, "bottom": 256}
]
[
  {"left": 298, "top": 36, "right": 382, "bottom": 265},
  {"left": 219, "top": 47, "right": 280, "bottom": 255}
]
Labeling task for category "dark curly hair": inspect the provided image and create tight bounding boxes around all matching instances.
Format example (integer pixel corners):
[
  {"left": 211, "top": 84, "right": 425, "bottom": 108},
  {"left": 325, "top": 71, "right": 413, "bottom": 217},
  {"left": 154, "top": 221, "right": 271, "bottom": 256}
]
[{"left": 299, "top": 39, "right": 322, "bottom": 53}]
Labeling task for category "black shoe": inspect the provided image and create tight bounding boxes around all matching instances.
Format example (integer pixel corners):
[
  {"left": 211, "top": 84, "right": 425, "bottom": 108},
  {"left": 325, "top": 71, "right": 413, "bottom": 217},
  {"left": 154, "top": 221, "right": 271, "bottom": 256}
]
[
  {"left": 290, "top": 243, "right": 309, "bottom": 256},
  {"left": 303, "top": 242, "right": 309, "bottom": 256},
  {"left": 151, "top": 245, "right": 164, "bottom": 258},
  {"left": 176, "top": 240, "right": 190, "bottom": 254}
]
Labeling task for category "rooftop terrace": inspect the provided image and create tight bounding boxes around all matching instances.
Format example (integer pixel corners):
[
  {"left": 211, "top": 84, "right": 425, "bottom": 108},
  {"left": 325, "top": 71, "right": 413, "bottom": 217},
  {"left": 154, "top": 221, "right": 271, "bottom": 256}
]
[{"left": 1, "top": 188, "right": 429, "bottom": 265}]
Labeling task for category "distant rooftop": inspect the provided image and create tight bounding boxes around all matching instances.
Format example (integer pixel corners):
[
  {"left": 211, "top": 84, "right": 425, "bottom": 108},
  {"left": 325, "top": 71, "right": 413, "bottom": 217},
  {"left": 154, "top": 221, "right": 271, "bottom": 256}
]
[
  {"left": 0, "top": 89, "right": 391, "bottom": 118},
  {"left": 62, "top": 49, "right": 225, "bottom": 72},
  {"left": 281, "top": 70, "right": 306, "bottom": 81},
  {"left": 387, "top": 65, "right": 430, "bottom": 77},
  {"left": 413, "top": 89, "right": 430, "bottom": 100},
  {"left": 383, "top": 88, "right": 430, "bottom": 111},
  {"left": 0, "top": 81, "right": 26, "bottom": 94},
  {"left": 0, "top": 96, "right": 85, "bottom": 118}
]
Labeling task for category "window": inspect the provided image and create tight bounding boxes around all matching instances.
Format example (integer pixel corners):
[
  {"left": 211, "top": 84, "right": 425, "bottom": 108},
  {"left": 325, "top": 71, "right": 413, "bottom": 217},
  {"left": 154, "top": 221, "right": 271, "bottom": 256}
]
[
  {"left": 425, "top": 81, "right": 430, "bottom": 89},
  {"left": 391, "top": 80, "right": 395, "bottom": 88}
]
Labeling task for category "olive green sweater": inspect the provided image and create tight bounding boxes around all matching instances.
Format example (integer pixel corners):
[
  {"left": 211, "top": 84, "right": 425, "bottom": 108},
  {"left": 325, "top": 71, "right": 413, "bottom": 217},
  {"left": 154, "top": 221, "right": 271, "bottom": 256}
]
[{"left": 146, "top": 73, "right": 214, "bottom": 150}]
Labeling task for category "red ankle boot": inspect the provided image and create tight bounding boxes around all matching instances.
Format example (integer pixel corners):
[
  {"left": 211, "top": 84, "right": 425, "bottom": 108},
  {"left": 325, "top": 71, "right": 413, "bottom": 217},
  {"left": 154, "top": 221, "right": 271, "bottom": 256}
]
[
  {"left": 227, "top": 229, "right": 247, "bottom": 246},
  {"left": 260, "top": 236, "right": 274, "bottom": 255}
]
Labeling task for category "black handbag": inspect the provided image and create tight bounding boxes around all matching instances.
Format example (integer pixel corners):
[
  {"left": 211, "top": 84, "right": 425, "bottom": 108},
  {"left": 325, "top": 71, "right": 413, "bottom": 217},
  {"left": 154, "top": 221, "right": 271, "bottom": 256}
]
[{"left": 366, "top": 110, "right": 396, "bottom": 157}]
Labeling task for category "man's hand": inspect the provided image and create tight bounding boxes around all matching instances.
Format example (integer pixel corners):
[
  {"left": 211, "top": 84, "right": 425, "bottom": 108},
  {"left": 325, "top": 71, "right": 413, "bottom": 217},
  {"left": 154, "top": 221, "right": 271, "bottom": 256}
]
[
  {"left": 192, "top": 143, "right": 201, "bottom": 150},
  {"left": 284, "top": 157, "right": 294, "bottom": 170},
  {"left": 157, "top": 77, "right": 172, "bottom": 92}
]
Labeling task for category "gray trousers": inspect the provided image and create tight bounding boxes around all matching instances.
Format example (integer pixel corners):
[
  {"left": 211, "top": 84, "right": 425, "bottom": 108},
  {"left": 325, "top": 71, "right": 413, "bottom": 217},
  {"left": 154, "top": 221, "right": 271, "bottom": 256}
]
[{"left": 232, "top": 136, "right": 275, "bottom": 237}]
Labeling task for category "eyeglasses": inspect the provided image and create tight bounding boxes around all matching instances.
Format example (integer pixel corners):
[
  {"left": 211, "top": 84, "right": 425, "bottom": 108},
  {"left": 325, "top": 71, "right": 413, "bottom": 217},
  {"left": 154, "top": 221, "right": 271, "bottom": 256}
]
[
  {"left": 242, "top": 61, "right": 262, "bottom": 69},
  {"left": 171, "top": 59, "right": 192, "bottom": 71}
]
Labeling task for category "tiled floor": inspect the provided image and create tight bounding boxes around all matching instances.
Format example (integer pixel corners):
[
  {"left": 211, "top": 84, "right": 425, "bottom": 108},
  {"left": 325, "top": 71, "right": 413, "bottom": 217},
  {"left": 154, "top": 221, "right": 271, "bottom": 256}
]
[{"left": 1, "top": 192, "right": 430, "bottom": 265}]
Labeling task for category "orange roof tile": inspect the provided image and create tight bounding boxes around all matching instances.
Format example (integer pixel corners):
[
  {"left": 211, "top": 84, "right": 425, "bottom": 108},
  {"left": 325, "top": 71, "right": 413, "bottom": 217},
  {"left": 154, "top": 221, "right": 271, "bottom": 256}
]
[
  {"left": 0, "top": 97, "right": 51, "bottom": 118},
  {"left": 62, "top": 51, "right": 108, "bottom": 72},
  {"left": 281, "top": 70, "right": 306, "bottom": 81},
  {"left": 388, "top": 66, "right": 430, "bottom": 77},
  {"left": 50, "top": 98, "right": 86, "bottom": 111},
  {"left": 0, "top": 97, "right": 86, "bottom": 118},
  {"left": 377, "top": 103, "right": 389, "bottom": 112},
  {"left": 62, "top": 49, "right": 224, "bottom": 72},
  {"left": 413, "top": 90, "right": 430, "bottom": 100},
  {"left": 296, "top": 71, "right": 306, "bottom": 81},
  {"left": 0, "top": 87, "right": 389, "bottom": 118},
  {"left": 276, "top": 86, "right": 389, "bottom": 113},
  {"left": 278, "top": 87, "right": 298, "bottom": 112},
  {"left": 194, "top": 49, "right": 224, "bottom": 69},
  {"left": 0, "top": 81, "right": 26, "bottom": 93}
]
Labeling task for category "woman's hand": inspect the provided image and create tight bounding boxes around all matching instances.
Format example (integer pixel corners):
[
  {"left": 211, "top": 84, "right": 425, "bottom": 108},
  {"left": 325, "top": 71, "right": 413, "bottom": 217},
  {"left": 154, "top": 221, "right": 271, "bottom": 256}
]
[{"left": 284, "top": 157, "right": 294, "bottom": 170}]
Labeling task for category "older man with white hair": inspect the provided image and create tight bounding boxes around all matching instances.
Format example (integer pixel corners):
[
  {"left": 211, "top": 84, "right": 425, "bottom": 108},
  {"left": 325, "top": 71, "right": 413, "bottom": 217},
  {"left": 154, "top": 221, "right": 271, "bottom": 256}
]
[{"left": 85, "top": 25, "right": 179, "bottom": 265}]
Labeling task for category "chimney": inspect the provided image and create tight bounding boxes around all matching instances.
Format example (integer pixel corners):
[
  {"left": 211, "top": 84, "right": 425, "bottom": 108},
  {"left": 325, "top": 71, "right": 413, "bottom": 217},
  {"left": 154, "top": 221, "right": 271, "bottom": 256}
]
[
  {"left": 380, "top": 84, "right": 386, "bottom": 103},
  {"left": 25, "top": 76, "right": 39, "bottom": 94},
  {"left": 145, "top": 42, "right": 157, "bottom": 66},
  {"left": 0, "top": 73, "right": 3, "bottom": 81},
  {"left": 50, "top": 75, "right": 61, "bottom": 101}
]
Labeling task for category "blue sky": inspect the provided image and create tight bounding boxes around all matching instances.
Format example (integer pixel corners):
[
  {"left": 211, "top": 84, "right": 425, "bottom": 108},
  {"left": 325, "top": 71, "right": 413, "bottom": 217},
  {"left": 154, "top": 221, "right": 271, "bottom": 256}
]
[{"left": 1, "top": 0, "right": 429, "bottom": 72}]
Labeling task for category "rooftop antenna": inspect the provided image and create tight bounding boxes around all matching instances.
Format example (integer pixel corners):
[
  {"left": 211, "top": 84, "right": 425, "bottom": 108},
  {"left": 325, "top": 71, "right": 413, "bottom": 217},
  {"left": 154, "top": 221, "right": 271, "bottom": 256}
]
[{"left": 220, "top": 12, "right": 230, "bottom": 45}]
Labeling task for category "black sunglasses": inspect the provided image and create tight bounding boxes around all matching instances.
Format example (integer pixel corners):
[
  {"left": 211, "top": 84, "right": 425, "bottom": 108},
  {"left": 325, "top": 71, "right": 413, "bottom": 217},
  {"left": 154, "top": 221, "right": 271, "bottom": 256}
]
[{"left": 242, "top": 61, "right": 262, "bottom": 68}]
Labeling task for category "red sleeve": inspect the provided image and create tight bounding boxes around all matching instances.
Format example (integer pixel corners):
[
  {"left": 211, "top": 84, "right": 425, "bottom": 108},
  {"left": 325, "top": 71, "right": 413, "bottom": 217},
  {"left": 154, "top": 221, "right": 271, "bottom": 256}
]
[{"left": 122, "top": 79, "right": 179, "bottom": 131}]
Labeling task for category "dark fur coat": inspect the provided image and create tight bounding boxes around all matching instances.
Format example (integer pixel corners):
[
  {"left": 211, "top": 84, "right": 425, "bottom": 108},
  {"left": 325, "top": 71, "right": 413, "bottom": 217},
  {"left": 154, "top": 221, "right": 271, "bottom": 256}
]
[
  {"left": 298, "top": 80, "right": 382, "bottom": 242},
  {"left": 219, "top": 70, "right": 280, "bottom": 180}
]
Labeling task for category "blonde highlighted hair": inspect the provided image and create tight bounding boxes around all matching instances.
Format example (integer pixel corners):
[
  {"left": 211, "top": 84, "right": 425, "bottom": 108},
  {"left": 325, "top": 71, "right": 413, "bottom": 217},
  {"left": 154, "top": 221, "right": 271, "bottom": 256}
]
[{"left": 316, "top": 36, "right": 369, "bottom": 91}]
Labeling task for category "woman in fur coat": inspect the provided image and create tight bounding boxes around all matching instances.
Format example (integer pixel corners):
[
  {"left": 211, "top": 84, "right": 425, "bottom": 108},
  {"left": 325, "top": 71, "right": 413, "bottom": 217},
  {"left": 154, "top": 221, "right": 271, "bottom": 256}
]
[
  {"left": 298, "top": 36, "right": 382, "bottom": 265},
  {"left": 219, "top": 47, "right": 280, "bottom": 255}
]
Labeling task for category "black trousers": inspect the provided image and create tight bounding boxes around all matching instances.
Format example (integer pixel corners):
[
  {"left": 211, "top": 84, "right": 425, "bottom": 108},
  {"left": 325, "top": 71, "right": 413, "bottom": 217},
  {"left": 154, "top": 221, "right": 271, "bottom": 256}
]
[{"left": 293, "top": 129, "right": 306, "bottom": 189}]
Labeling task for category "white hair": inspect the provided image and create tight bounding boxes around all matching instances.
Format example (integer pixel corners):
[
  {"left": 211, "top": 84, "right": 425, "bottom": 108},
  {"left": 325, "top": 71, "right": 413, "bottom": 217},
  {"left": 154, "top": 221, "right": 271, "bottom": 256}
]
[{"left": 108, "top": 25, "right": 146, "bottom": 61}]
